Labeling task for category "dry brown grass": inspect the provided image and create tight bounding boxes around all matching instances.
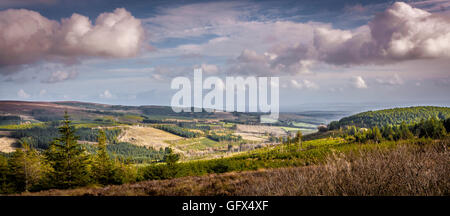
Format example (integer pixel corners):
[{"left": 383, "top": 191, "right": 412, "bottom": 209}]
[
  {"left": 19, "top": 140, "right": 449, "bottom": 196},
  {"left": 0, "top": 137, "right": 18, "bottom": 153},
  {"left": 236, "top": 124, "right": 286, "bottom": 136},
  {"left": 234, "top": 132, "right": 267, "bottom": 142},
  {"left": 117, "top": 125, "right": 182, "bottom": 152}
]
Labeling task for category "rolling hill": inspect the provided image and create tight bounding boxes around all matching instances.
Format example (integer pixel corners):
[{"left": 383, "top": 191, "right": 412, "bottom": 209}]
[{"left": 328, "top": 106, "right": 450, "bottom": 129}]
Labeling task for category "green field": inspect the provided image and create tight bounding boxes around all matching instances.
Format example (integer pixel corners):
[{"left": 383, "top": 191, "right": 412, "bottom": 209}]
[
  {"left": 279, "top": 126, "right": 317, "bottom": 134},
  {"left": 0, "top": 122, "right": 45, "bottom": 130},
  {"left": 166, "top": 137, "right": 221, "bottom": 151},
  {"left": 292, "top": 121, "right": 318, "bottom": 129}
]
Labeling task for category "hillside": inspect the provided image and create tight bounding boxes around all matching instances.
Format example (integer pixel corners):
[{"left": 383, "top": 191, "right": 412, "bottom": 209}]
[
  {"left": 1, "top": 101, "right": 449, "bottom": 195},
  {"left": 328, "top": 106, "right": 450, "bottom": 129},
  {"left": 19, "top": 138, "right": 450, "bottom": 196}
]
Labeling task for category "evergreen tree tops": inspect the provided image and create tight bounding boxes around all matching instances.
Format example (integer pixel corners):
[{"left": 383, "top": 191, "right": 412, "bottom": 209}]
[
  {"left": 329, "top": 106, "right": 450, "bottom": 129},
  {"left": 340, "top": 118, "right": 448, "bottom": 143},
  {"left": 45, "top": 111, "right": 91, "bottom": 189}
]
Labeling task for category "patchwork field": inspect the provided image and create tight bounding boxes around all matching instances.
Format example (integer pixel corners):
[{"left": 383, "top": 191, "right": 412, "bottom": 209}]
[
  {"left": 236, "top": 124, "right": 286, "bottom": 136},
  {"left": 280, "top": 126, "right": 317, "bottom": 135},
  {"left": 117, "top": 126, "right": 183, "bottom": 151},
  {"left": 234, "top": 132, "right": 267, "bottom": 142},
  {"left": 167, "top": 137, "right": 219, "bottom": 151}
]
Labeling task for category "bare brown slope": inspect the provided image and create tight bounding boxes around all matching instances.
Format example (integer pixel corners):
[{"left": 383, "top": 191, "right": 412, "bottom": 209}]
[{"left": 0, "top": 101, "right": 87, "bottom": 115}]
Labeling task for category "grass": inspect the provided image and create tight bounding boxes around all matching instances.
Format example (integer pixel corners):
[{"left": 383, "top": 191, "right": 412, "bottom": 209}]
[
  {"left": 135, "top": 137, "right": 407, "bottom": 183},
  {"left": 280, "top": 126, "right": 317, "bottom": 134},
  {"left": 121, "top": 115, "right": 144, "bottom": 121},
  {"left": 0, "top": 123, "right": 45, "bottom": 130},
  {"left": 72, "top": 121, "right": 125, "bottom": 128},
  {"left": 222, "top": 122, "right": 235, "bottom": 128},
  {"left": 118, "top": 125, "right": 182, "bottom": 150},
  {"left": 22, "top": 138, "right": 449, "bottom": 196},
  {"left": 167, "top": 137, "right": 220, "bottom": 151},
  {"left": 292, "top": 121, "right": 318, "bottom": 129}
]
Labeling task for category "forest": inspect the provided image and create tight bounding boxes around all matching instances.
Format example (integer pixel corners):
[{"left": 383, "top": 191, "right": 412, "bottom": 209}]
[
  {"left": 328, "top": 106, "right": 450, "bottom": 129},
  {"left": 0, "top": 113, "right": 177, "bottom": 193},
  {"left": 10, "top": 124, "right": 122, "bottom": 149},
  {"left": 153, "top": 124, "right": 202, "bottom": 138}
]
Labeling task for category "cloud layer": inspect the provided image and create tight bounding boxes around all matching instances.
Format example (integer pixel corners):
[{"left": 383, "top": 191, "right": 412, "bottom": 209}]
[
  {"left": 228, "top": 2, "right": 450, "bottom": 76},
  {"left": 0, "top": 8, "right": 145, "bottom": 74}
]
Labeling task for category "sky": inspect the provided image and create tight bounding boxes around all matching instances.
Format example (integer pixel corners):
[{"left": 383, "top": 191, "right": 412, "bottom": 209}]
[{"left": 0, "top": 0, "right": 449, "bottom": 112}]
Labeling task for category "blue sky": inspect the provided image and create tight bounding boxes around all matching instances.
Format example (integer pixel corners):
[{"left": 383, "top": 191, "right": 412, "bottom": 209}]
[{"left": 0, "top": 0, "right": 449, "bottom": 111}]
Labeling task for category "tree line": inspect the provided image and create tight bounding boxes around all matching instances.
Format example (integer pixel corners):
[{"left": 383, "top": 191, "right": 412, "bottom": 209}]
[
  {"left": 328, "top": 106, "right": 450, "bottom": 129},
  {"left": 10, "top": 124, "right": 121, "bottom": 149},
  {"left": 154, "top": 124, "right": 202, "bottom": 138},
  {"left": 0, "top": 112, "right": 178, "bottom": 194},
  {"left": 340, "top": 117, "right": 449, "bottom": 144},
  {"left": 206, "top": 131, "right": 243, "bottom": 142}
]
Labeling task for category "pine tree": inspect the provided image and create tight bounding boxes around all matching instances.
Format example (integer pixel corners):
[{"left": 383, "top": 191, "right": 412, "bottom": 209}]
[
  {"left": 296, "top": 130, "right": 303, "bottom": 151},
  {"left": 444, "top": 118, "right": 450, "bottom": 133},
  {"left": 399, "top": 122, "right": 414, "bottom": 139},
  {"left": 163, "top": 147, "right": 180, "bottom": 166},
  {"left": 7, "top": 140, "right": 44, "bottom": 192},
  {"left": 45, "top": 111, "right": 91, "bottom": 189},
  {"left": 92, "top": 130, "right": 116, "bottom": 185},
  {"left": 372, "top": 126, "right": 382, "bottom": 143},
  {"left": 162, "top": 147, "right": 180, "bottom": 178},
  {"left": 383, "top": 125, "right": 395, "bottom": 141},
  {"left": 0, "top": 154, "right": 10, "bottom": 194}
]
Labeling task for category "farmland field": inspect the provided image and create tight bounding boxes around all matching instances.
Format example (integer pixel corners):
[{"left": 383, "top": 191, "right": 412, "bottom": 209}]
[
  {"left": 117, "top": 125, "right": 183, "bottom": 151},
  {"left": 167, "top": 137, "right": 219, "bottom": 151}
]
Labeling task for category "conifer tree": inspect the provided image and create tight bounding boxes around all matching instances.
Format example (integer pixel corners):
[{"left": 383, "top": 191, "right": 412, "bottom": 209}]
[
  {"left": 372, "top": 126, "right": 382, "bottom": 143},
  {"left": 444, "top": 118, "right": 450, "bottom": 133},
  {"left": 163, "top": 147, "right": 180, "bottom": 166},
  {"left": 0, "top": 154, "right": 9, "bottom": 193},
  {"left": 92, "top": 130, "right": 116, "bottom": 185},
  {"left": 399, "top": 122, "right": 414, "bottom": 139},
  {"left": 296, "top": 130, "right": 303, "bottom": 151},
  {"left": 383, "top": 125, "right": 395, "bottom": 141},
  {"left": 45, "top": 111, "right": 91, "bottom": 189},
  {"left": 8, "top": 140, "right": 43, "bottom": 192}
]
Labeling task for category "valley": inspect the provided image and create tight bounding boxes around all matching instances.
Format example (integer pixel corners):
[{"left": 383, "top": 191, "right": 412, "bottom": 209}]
[{"left": 0, "top": 101, "right": 449, "bottom": 196}]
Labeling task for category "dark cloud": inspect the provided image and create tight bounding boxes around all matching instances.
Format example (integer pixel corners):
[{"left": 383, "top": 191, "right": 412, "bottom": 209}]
[{"left": 0, "top": 0, "right": 57, "bottom": 8}]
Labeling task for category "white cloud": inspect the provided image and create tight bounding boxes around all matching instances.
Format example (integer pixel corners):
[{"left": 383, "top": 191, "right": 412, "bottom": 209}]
[
  {"left": 352, "top": 76, "right": 368, "bottom": 89},
  {"left": 313, "top": 2, "right": 450, "bottom": 65},
  {"left": 375, "top": 73, "right": 404, "bottom": 85},
  {"left": 39, "top": 89, "right": 47, "bottom": 96},
  {"left": 143, "top": 2, "right": 254, "bottom": 41},
  {"left": 17, "top": 89, "right": 31, "bottom": 98},
  {"left": 99, "top": 90, "right": 113, "bottom": 99},
  {"left": 0, "top": 8, "right": 146, "bottom": 74},
  {"left": 200, "top": 63, "right": 219, "bottom": 74},
  {"left": 151, "top": 74, "right": 164, "bottom": 81},
  {"left": 289, "top": 79, "right": 319, "bottom": 90},
  {"left": 42, "top": 70, "right": 78, "bottom": 83},
  {"left": 141, "top": 1, "right": 320, "bottom": 61}
]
